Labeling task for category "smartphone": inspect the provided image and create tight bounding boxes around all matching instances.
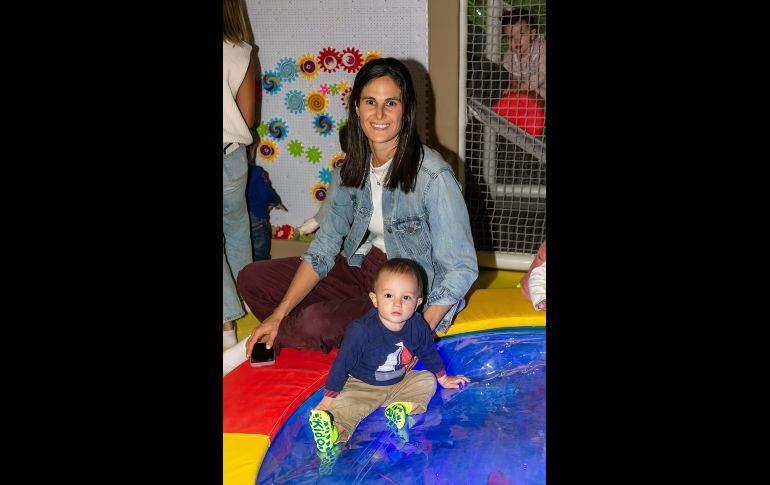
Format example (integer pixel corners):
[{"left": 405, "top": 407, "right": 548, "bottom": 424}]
[{"left": 250, "top": 341, "right": 276, "bottom": 367}]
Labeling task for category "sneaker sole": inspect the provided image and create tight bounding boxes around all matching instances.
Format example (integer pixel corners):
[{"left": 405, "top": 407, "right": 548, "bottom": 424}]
[
  {"left": 384, "top": 404, "right": 407, "bottom": 430},
  {"left": 309, "top": 410, "right": 337, "bottom": 453}
]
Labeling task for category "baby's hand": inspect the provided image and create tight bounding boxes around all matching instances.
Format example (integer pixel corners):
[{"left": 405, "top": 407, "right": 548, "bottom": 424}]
[
  {"left": 535, "top": 299, "right": 546, "bottom": 311},
  {"left": 437, "top": 374, "right": 471, "bottom": 389}
]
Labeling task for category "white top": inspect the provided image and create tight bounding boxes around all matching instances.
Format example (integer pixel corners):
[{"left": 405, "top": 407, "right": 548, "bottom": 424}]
[
  {"left": 223, "top": 41, "right": 254, "bottom": 145},
  {"left": 527, "top": 261, "right": 546, "bottom": 309},
  {"left": 502, "top": 35, "right": 546, "bottom": 100},
  {"left": 357, "top": 158, "right": 392, "bottom": 256}
]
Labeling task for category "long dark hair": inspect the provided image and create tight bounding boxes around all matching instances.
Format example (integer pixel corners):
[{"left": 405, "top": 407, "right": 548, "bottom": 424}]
[{"left": 341, "top": 58, "right": 423, "bottom": 193}]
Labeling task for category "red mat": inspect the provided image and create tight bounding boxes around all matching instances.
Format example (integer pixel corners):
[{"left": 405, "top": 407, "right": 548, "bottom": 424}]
[{"left": 223, "top": 347, "right": 338, "bottom": 439}]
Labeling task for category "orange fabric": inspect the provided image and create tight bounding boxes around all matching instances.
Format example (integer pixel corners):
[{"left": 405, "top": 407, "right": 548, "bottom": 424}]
[
  {"left": 520, "top": 241, "right": 546, "bottom": 302},
  {"left": 223, "top": 347, "right": 338, "bottom": 439}
]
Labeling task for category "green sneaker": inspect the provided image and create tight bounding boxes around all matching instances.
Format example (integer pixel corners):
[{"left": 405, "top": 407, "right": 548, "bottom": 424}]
[
  {"left": 309, "top": 410, "right": 339, "bottom": 453},
  {"left": 384, "top": 402, "right": 413, "bottom": 430}
]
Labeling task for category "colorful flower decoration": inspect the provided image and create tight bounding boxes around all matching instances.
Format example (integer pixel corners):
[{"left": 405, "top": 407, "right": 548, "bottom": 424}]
[
  {"left": 287, "top": 139, "right": 304, "bottom": 157},
  {"left": 341, "top": 47, "right": 363, "bottom": 73},
  {"left": 329, "top": 83, "right": 340, "bottom": 95},
  {"left": 319, "top": 168, "right": 332, "bottom": 185},
  {"left": 313, "top": 113, "right": 335, "bottom": 137},
  {"left": 329, "top": 152, "right": 346, "bottom": 170},
  {"left": 336, "top": 119, "right": 348, "bottom": 132},
  {"left": 340, "top": 87, "right": 353, "bottom": 110},
  {"left": 362, "top": 50, "right": 383, "bottom": 65},
  {"left": 267, "top": 118, "right": 288, "bottom": 141},
  {"left": 276, "top": 57, "right": 298, "bottom": 82},
  {"left": 337, "top": 80, "right": 349, "bottom": 92},
  {"left": 257, "top": 138, "right": 278, "bottom": 161},
  {"left": 306, "top": 145, "right": 322, "bottom": 164},
  {"left": 311, "top": 182, "right": 329, "bottom": 204},
  {"left": 319, "top": 83, "right": 330, "bottom": 96},
  {"left": 284, "top": 89, "right": 306, "bottom": 115},
  {"left": 261, "top": 70, "right": 281, "bottom": 95},
  {"left": 256, "top": 121, "right": 268, "bottom": 138},
  {"left": 297, "top": 54, "right": 320, "bottom": 80},
  {"left": 273, "top": 224, "right": 294, "bottom": 240},
  {"left": 318, "top": 47, "right": 342, "bottom": 73},
  {"left": 306, "top": 90, "right": 328, "bottom": 114}
]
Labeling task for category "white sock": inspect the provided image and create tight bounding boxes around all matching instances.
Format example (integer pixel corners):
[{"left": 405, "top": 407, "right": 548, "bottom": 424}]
[{"left": 223, "top": 329, "right": 238, "bottom": 349}]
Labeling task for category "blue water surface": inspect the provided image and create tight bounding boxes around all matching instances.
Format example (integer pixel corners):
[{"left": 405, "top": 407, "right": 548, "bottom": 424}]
[{"left": 257, "top": 329, "right": 545, "bottom": 485}]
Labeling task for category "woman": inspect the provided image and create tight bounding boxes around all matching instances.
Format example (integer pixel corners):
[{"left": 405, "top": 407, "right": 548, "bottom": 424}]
[
  {"left": 239, "top": 58, "right": 477, "bottom": 358},
  {"left": 222, "top": 0, "right": 256, "bottom": 348}
]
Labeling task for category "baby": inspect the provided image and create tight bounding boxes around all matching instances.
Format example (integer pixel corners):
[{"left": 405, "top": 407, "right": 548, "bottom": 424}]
[{"left": 309, "top": 258, "right": 470, "bottom": 456}]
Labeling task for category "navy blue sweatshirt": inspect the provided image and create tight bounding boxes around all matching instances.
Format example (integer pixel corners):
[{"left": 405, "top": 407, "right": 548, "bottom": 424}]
[
  {"left": 246, "top": 165, "right": 282, "bottom": 219},
  {"left": 323, "top": 307, "right": 447, "bottom": 398}
]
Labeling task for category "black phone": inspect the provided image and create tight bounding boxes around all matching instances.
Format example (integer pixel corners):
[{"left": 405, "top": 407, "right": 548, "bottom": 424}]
[{"left": 250, "top": 341, "right": 276, "bottom": 367}]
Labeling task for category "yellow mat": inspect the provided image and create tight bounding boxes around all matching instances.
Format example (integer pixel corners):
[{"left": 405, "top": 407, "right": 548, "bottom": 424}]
[
  {"left": 235, "top": 311, "right": 260, "bottom": 342},
  {"left": 467, "top": 269, "right": 525, "bottom": 292},
  {"left": 438, "top": 286, "right": 545, "bottom": 337},
  {"left": 223, "top": 434, "right": 270, "bottom": 485}
]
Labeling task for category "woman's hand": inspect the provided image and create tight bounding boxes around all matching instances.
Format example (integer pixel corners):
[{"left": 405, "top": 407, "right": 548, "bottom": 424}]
[
  {"left": 437, "top": 374, "right": 471, "bottom": 389},
  {"left": 244, "top": 260, "right": 322, "bottom": 359},
  {"left": 245, "top": 312, "right": 284, "bottom": 358},
  {"left": 423, "top": 304, "right": 451, "bottom": 332}
]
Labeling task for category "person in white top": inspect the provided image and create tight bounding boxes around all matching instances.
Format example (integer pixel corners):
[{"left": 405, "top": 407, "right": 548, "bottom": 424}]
[
  {"left": 239, "top": 58, "right": 477, "bottom": 359},
  {"left": 527, "top": 261, "right": 546, "bottom": 311},
  {"left": 521, "top": 240, "right": 546, "bottom": 311},
  {"left": 222, "top": 0, "right": 256, "bottom": 349},
  {"left": 500, "top": 7, "right": 546, "bottom": 102}
]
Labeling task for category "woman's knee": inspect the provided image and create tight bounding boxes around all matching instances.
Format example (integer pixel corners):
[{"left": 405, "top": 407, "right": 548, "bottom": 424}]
[
  {"left": 277, "top": 315, "right": 332, "bottom": 352},
  {"left": 277, "top": 308, "right": 353, "bottom": 352}
]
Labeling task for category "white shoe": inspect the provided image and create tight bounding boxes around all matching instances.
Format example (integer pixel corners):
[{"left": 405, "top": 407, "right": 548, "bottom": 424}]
[
  {"left": 223, "top": 329, "right": 238, "bottom": 349},
  {"left": 223, "top": 339, "right": 248, "bottom": 376}
]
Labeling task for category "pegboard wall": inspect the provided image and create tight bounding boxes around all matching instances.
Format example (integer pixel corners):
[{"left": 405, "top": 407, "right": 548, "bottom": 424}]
[{"left": 246, "top": 0, "right": 429, "bottom": 230}]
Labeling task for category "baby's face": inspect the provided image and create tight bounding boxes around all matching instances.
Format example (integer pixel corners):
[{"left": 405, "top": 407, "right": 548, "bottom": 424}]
[
  {"left": 504, "top": 22, "right": 534, "bottom": 54},
  {"left": 369, "top": 271, "right": 423, "bottom": 329}
]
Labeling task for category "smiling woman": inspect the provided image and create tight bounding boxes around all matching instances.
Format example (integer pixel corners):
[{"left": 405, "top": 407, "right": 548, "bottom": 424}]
[
  {"left": 236, "top": 57, "right": 478, "bottom": 360},
  {"left": 356, "top": 76, "right": 403, "bottom": 167}
]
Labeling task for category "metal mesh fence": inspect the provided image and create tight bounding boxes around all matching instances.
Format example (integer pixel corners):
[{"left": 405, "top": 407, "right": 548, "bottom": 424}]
[{"left": 464, "top": 0, "right": 546, "bottom": 256}]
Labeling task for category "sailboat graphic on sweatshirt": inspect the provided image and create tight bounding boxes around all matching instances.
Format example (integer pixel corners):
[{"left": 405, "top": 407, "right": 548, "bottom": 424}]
[{"left": 375, "top": 342, "right": 413, "bottom": 382}]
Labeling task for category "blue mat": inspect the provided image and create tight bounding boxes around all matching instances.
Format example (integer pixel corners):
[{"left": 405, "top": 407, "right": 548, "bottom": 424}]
[{"left": 257, "top": 329, "right": 546, "bottom": 484}]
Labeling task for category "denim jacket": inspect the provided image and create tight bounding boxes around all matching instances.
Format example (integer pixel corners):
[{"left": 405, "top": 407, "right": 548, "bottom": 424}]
[{"left": 302, "top": 145, "right": 478, "bottom": 333}]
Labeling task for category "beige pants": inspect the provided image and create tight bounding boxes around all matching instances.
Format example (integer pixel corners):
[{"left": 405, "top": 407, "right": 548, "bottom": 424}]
[{"left": 327, "top": 370, "right": 437, "bottom": 442}]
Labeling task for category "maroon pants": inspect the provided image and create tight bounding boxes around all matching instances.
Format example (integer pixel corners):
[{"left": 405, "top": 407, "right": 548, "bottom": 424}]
[{"left": 236, "top": 248, "right": 387, "bottom": 354}]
